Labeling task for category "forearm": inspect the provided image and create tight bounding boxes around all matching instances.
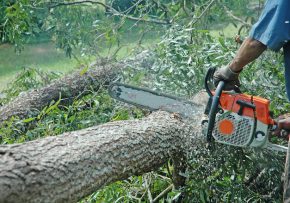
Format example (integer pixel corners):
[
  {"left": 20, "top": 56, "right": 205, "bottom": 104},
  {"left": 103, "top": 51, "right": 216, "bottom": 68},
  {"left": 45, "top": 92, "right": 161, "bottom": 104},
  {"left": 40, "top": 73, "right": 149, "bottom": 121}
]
[{"left": 229, "top": 37, "right": 267, "bottom": 72}]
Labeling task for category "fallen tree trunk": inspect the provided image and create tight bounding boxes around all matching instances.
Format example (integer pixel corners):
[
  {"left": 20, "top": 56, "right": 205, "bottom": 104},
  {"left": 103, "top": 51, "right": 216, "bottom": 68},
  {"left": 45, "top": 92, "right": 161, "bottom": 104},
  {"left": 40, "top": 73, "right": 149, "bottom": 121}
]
[
  {"left": 0, "top": 62, "right": 117, "bottom": 124},
  {"left": 0, "top": 51, "right": 155, "bottom": 125},
  {"left": 0, "top": 110, "right": 203, "bottom": 203}
]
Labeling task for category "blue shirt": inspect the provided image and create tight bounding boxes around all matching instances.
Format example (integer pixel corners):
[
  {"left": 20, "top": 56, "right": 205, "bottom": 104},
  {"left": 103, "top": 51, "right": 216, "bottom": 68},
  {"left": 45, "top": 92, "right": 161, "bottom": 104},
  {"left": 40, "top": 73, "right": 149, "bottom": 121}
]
[
  {"left": 249, "top": 0, "right": 290, "bottom": 51},
  {"left": 249, "top": 0, "right": 290, "bottom": 100}
]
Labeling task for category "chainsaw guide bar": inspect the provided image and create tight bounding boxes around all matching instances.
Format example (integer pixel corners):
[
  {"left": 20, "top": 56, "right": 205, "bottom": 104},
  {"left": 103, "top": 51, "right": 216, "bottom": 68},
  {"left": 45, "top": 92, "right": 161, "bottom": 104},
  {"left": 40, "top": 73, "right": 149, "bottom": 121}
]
[{"left": 109, "top": 82, "right": 201, "bottom": 120}]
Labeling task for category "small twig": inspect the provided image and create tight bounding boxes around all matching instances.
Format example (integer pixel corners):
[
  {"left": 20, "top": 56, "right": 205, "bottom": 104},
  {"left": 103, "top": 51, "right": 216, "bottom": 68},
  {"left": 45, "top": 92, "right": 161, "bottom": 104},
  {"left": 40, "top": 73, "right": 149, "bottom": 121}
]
[
  {"left": 49, "top": 0, "right": 110, "bottom": 9},
  {"left": 156, "top": 174, "right": 172, "bottom": 182},
  {"left": 152, "top": 184, "right": 174, "bottom": 203},
  {"left": 144, "top": 174, "right": 153, "bottom": 203},
  {"left": 222, "top": 4, "right": 251, "bottom": 28},
  {"left": 166, "top": 161, "right": 173, "bottom": 179},
  {"left": 49, "top": 0, "right": 170, "bottom": 25},
  {"left": 137, "top": 30, "right": 146, "bottom": 47},
  {"left": 122, "top": 0, "right": 144, "bottom": 14},
  {"left": 188, "top": 0, "right": 216, "bottom": 43},
  {"left": 182, "top": 0, "right": 193, "bottom": 17},
  {"left": 113, "top": 13, "right": 170, "bottom": 25},
  {"left": 189, "top": 0, "right": 217, "bottom": 26}
]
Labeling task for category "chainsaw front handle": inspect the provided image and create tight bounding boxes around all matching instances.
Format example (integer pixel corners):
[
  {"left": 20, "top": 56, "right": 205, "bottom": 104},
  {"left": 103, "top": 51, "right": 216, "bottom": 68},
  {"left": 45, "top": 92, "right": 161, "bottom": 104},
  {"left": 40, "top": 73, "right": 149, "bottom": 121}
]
[{"left": 206, "top": 80, "right": 225, "bottom": 142}]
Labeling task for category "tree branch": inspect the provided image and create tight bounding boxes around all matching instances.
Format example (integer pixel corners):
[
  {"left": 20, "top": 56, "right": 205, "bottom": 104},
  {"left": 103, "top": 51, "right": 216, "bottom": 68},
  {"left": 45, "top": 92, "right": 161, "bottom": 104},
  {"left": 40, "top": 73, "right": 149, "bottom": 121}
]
[
  {"left": 222, "top": 4, "right": 251, "bottom": 28},
  {"left": 49, "top": 0, "right": 110, "bottom": 9},
  {"left": 0, "top": 51, "right": 155, "bottom": 125},
  {"left": 153, "top": 184, "right": 174, "bottom": 203},
  {"left": 48, "top": 0, "right": 171, "bottom": 25},
  {"left": 0, "top": 61, "right": 118, "bottom": 125},
  {"left": 189, "top": 0, "right": 217, "bottom": 26}
]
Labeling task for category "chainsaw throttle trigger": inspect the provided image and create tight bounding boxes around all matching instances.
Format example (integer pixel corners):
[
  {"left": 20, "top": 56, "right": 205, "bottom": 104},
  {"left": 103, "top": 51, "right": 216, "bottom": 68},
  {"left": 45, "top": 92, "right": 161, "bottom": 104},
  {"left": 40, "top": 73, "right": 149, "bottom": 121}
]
[{"left": 236, "top": 100, "right": 256, "bottom": 116}]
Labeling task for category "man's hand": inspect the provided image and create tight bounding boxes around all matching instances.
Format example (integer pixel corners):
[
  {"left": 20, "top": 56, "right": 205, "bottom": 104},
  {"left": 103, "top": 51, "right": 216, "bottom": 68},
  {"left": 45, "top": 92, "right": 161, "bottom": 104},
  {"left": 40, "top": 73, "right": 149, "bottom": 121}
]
[
  {"left": 213, "top": 66, "right": 241, "bottom": 91},
  {"left": 272, "top": 114, "right": 290, "bottom": 140}
]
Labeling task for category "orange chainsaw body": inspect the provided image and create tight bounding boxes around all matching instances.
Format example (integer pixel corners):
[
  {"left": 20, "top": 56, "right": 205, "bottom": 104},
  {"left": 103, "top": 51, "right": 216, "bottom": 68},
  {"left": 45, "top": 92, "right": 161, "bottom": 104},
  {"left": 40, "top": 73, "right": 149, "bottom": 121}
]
[
  {"left": 208, "top": 91, "right": 275, "bottom": 148},
  {"left": 219, "top": 92, "right": 275, "bottom": 125}
]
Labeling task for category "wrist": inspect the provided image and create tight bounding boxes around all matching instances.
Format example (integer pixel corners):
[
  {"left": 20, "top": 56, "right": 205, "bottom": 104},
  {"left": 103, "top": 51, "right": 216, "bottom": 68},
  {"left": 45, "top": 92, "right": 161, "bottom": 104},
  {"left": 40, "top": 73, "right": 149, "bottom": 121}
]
[
  {"left": 228, "top": 64, "right": 243, "bottom": 73},
  {"left": 228, "top": 66, "right": 242, "bottom": 74}
]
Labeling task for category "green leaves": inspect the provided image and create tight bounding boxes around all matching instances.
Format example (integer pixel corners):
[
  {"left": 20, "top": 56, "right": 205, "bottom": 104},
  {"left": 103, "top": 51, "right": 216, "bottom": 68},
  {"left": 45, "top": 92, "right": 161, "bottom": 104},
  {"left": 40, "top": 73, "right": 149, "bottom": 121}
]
[
  {"left": 151, "top": 25, "right": 236, "bottom": 96},
  {"left": 0, "top": 67, "right": 60, "bottom": 104},
  {"left": 0, "top": 0, "right": 43, "bottom": 51}
]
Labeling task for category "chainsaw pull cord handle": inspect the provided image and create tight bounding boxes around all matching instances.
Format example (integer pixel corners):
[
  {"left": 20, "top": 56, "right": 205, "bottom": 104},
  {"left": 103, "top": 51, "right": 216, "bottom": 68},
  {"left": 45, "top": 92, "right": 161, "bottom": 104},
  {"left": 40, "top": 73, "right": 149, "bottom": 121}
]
[{"left": 207, "top": 80, "right": 225, "bottom": 142}]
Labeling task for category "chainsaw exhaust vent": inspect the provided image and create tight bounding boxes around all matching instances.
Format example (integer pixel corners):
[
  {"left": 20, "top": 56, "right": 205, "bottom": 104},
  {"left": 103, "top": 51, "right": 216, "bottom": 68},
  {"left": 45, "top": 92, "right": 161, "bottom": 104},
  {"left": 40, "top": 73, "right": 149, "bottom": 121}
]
[{"left": 213, "top": 112, "right": 254, "bottom": 147}]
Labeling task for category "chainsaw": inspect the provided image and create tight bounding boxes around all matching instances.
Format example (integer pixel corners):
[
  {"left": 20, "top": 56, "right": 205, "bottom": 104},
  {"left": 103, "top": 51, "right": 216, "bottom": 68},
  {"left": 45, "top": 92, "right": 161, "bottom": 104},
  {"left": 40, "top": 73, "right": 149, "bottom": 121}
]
[{"left": 108, "top": 67, "right": 287, "bottom": 152}]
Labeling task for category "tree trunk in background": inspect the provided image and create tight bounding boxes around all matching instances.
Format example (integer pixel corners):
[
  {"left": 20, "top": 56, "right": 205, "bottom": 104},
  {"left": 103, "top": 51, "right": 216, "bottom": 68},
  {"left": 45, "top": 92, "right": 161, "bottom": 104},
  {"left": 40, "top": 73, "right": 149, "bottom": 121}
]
[
  {"left": 0, "top": 111, "right": 203, "bottom": 203},
  {"left": 0, "top": 51, "right": 154, "bottom": 125},
  {"left": 0, "top": 62, "right": 118, "bottom": 125}
]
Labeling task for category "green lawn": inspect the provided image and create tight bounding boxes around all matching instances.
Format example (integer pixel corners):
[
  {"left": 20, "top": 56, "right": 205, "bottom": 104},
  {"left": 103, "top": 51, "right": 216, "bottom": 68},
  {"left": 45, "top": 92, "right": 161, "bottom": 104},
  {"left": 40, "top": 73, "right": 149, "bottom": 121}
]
[
  {"left": 209, "top": 23, "right": 246, "bottom": 38},
  {"left": 0, "top": 43, "right": 80, "bottom": 90},
  {"left": 0, "top": 37, "right": 158, "bottom": 91}
]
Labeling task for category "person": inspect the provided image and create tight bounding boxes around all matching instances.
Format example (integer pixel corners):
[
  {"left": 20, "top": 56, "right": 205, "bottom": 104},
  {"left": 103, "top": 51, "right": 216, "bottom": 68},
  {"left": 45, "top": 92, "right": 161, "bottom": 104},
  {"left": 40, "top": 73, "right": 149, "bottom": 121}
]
[{"left": 213, "top": 0, "right": 290, "bottom": 130}]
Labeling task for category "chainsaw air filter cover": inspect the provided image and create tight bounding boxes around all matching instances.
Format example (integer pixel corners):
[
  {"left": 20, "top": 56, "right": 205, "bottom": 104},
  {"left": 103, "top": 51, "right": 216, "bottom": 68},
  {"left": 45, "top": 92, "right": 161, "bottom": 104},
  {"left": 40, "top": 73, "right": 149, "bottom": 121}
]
[
  {"left": 213, "top": 112, "right": 254, "bottom": 146},
  {"left": 211, "top": 92, "right": 274, "bottom": 148},
  {"left": 213, "top": 111, "right": 269, "bottom": 147}
]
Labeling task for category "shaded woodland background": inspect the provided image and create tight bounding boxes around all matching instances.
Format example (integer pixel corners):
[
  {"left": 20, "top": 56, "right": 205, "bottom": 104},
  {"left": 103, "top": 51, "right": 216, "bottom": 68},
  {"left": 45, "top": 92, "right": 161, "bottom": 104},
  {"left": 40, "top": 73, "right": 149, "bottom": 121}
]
[{"left": 0, "top": 0, "right": 289, "bottom": 202}]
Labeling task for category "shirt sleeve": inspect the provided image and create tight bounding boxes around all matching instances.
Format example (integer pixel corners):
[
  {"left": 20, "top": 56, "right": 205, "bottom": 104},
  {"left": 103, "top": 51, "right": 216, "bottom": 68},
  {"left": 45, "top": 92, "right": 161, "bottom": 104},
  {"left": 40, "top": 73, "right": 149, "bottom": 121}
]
[{"left": 249, "top": 0, "right": 290, "bottom": 51}]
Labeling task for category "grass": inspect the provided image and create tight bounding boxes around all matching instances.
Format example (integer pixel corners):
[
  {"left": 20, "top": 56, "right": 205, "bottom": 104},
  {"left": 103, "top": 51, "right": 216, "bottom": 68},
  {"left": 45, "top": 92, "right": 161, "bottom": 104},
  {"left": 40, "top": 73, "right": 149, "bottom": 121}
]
[
  {"left": 0, "top": 43, "right": 80, "bottom": 90},
  {"left": 0, "top": 42, "right": 149, "bottom": 91},
  {"left": 0, "top": 30, "right": 162, "bottom": 91},
  {"left": 209, "top": 23, "right": 247, "bottom": 38}
]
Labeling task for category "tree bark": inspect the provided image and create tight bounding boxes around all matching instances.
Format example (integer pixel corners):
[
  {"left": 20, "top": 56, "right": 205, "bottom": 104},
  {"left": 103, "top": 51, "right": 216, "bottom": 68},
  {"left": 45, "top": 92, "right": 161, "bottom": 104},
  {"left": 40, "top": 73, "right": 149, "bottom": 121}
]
[{"left": 0, "top": 111, "right": 203, "bottom": 203}]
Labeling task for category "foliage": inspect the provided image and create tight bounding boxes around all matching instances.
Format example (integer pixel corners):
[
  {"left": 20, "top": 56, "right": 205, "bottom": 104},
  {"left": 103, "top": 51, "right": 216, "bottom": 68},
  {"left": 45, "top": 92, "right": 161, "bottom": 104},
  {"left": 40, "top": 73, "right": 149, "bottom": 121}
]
[
  {"left": 185, "top": 145, "right": 284, "bottom": 202},
  {"left": 82, "top": 173, "right": 175, "bottom": 203},
  {"left": 1, "top": 0, "right": 168, "bottom": 55},
  {"left": 48, "top": 5, "right": 107, "bottom": 57},
  {"left": 0, "top": 67, "right": 60, "bottom": 104},
  {"left": 0, "top": 67, "right": 145, "bottom": 144},
  {"left": 151, "top": 25, "right": 288, "bottom": 116},
  {"left": 0, "top": 0, "right": 288, "bottom": 202},
  {"left": 1, "top": 0, "right": 258, "bottom": 55},
  {"left": 0, "top": 0, "right": 44, "bottom": 50}
]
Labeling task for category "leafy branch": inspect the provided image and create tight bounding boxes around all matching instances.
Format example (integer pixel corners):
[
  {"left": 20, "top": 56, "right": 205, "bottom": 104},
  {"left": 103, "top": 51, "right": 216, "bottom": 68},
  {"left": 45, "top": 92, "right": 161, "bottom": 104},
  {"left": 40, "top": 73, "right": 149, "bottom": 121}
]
[{"left": 48, "top": 0, "right": 171, "bottom": 25}]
